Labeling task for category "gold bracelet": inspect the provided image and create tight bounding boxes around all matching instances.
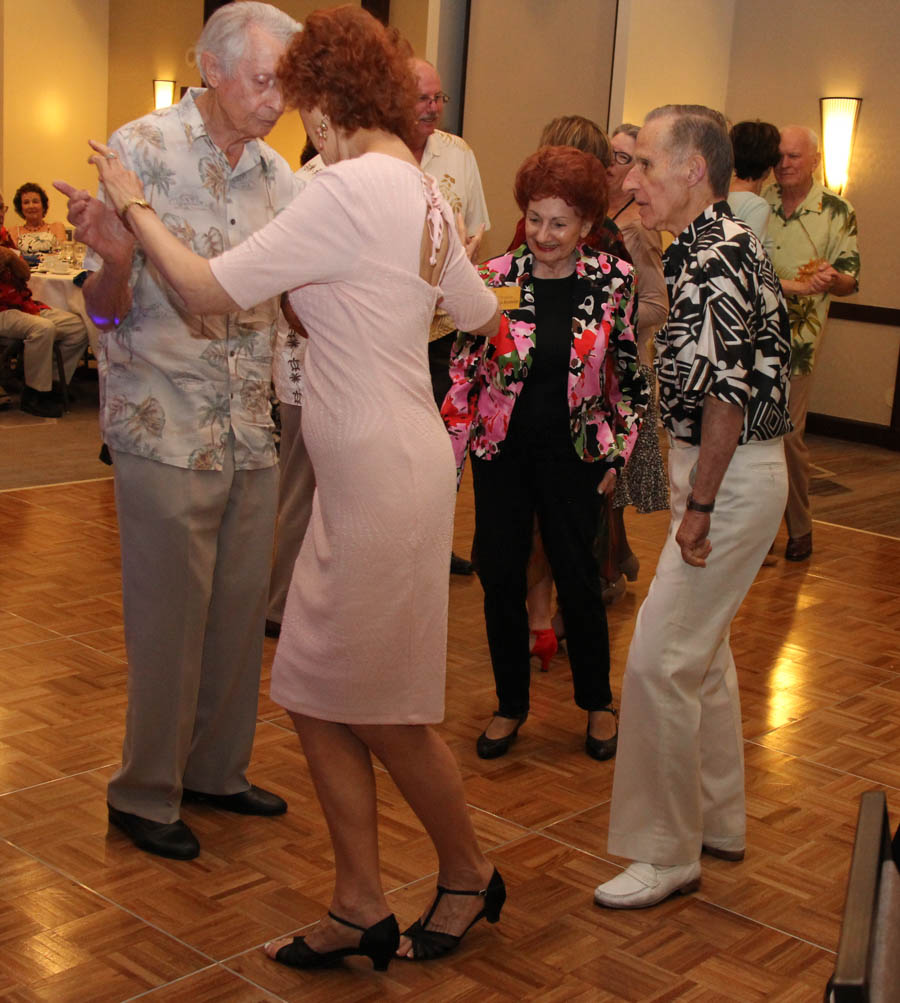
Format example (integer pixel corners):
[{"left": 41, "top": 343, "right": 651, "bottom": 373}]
[{"left": 118, "top": 197, "right": 155, "bottom": 229}]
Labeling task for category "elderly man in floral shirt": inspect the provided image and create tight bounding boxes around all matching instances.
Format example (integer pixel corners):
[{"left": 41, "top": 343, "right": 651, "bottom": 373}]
[
  {"left": 764, "top": 125, "right": 860, "bottom": 562},
  {"left": 70, "top": 3, "right": 300, "bottom": 860}
]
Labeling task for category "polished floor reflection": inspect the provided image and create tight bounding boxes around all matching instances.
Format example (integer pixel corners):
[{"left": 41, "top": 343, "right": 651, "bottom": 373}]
[{"left": 0, "top": 437, "right": 898, "bottom": 1000}]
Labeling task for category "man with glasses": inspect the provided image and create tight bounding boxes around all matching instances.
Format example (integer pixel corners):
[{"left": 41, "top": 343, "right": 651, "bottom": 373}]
[{"left": 410, "top": 58, "right": 490, "bottom": 575}]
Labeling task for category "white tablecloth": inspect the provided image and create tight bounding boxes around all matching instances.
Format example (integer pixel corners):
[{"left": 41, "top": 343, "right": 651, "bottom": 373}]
[{"left": 30, "top": 269, "right": 100, "bottom": 354}]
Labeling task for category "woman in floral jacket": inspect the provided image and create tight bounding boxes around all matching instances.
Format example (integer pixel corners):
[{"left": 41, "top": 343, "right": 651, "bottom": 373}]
[{"left": 442, "top": 146, "right": 647, "bottom": 762}]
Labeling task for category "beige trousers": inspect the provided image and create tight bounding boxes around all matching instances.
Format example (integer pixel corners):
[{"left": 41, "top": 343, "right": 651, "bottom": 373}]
[
  {"left": 108, "top": 442, "right": 278, "bottom": 823},
  {"left": 607, "top": 436, "right": 787, "bottom": 865},
  {"left": 783, "top": 372, "right": 812, "bottom": 538},
  {"left": 266, "top": 402, "right": 316, "bottom": 624},
  {"left": 0, "top": 306, "right": 87, "bottom": 391}
]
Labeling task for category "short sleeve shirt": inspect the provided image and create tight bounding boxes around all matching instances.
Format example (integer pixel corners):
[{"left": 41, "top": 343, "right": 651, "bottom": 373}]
[
  {"left": 86, "top": 88, "right": 297, "bottom": 470},
  {"left": 421, "top": 130, "right": 490, "bottom": 342},
  {"left": 763, "top": 181, "right": 860, "bottom": 376},
  {"left": 656, "top": 201, "right": 792, "bottom": 445}
]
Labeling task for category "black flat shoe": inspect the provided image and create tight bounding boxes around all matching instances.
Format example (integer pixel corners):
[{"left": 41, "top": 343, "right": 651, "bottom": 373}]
[
  {"left": 182, "top": 784, "right": 287, "bottom": 816},
  {"left": 107, "top": 804, "right": 200, "bottom": 860},
  {"left": 264, "top": 618, "right": 281, "bottom": 638},
  {"left": 585, "top": 707, "right": 618, "bottom": 761},
  {"left": 450, "top": 552, "right": 474, "bottom": 575},
  {"left": 476, "top": 713, "right": 527, "bottom": 760},
  {"left": 270, "top": 912, "right": 399, "bottom": 971},
  {"left": 399, "top": 867, "right": 506, "bottom": 961}
]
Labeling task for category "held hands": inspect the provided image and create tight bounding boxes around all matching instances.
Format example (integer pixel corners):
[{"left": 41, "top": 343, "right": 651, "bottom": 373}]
[
  {"left": 455, "top": 211, "right": 486, "bottom": 263},
  {"left": 676, "top": 509, "right": 712, "bottom": 567}
]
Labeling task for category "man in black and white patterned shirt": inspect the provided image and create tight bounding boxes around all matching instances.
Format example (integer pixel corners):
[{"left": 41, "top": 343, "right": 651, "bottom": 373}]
[{"left": 594, "top": 105, "right": 791, "bottom": 910}]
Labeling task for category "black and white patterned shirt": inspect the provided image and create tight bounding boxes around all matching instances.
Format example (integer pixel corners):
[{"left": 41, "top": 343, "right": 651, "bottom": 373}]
[{"left": 656, "top": 201, "right": 792, "bottom": 445}]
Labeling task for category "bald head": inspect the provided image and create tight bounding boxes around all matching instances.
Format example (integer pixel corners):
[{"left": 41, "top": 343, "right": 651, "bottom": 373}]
[{"left": 774, "top": 125, "right": 820, "bottom": 194}]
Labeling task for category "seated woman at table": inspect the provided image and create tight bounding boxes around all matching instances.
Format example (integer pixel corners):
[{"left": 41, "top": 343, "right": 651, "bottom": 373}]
[
  {"left": 9, "top": 183, "right": 67, "bottom": 254},
  {"left": 443, "top": 145, "right": 647, "bottom": 762}
]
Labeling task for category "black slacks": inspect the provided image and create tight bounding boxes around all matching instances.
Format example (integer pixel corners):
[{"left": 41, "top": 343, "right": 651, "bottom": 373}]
[{"left": 471, "top": 441, "right": 612, "bottom": 718}]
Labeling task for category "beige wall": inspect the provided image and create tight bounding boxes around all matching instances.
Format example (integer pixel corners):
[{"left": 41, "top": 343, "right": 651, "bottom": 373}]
[
  {"left": 725, "top": 0, "right": 899, "bottom": 425},
  {"left": 1, "top": 0, "right": 109, "bottom": 219},
  {"left": 463, "top": 0, "right": 618, "bottom": 259},
  {"left": 610, "top": 0, "right": 736, "bottom": 127},
  {"left": 389, "top": 0, "right": 429, "bottom": 58}
]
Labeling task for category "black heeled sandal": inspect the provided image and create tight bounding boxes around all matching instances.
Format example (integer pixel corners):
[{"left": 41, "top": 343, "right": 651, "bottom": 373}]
[
  {"left": 270, "top": 911, "right": 399, "bottom": 971},
  {"left": 399, "top": 867, "right": 506, "bottom": 961}
]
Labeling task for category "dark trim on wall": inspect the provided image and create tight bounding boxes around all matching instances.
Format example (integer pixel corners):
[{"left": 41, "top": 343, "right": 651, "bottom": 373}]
[
  {"left": 606, "top": 0, "right": 620, "bottom": 132},
  {"left": 814, "top": 300, "right": 900, "bottom": 450},
  {"left": 829, "top": 302, "right": 900, "bottom": 326},
  {"left": 458, "top": 0, "right": 472, "bottom": 134},
  {"left": 361, "top": 0, "right": 390, "bottom": 25},
  {"left": 806, "top": 413, "right": 899, "bottom": 451}
]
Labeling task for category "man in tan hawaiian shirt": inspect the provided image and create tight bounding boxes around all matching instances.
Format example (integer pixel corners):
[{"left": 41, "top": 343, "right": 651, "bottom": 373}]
[
  {"left": 68, "top": 4, "right": 300, "bottom": 860},
  {"left": 409, "top": 58, "right": 490, "bottom": 574},
  {"left": 764, "top": 125, "right": 860, "bottom": 562}
]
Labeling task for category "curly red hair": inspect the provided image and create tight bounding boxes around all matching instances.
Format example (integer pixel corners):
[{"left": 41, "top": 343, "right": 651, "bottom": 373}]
[
  {"left": 278, "top": 6, "right": 416, "bottom": 143},
  {"left": 514, "top": 146, "right": 608, "bottom": 224}
]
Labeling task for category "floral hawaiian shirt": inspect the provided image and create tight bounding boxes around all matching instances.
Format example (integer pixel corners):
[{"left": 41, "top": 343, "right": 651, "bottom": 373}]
[
  {"left": 763, "top": 181, "right": 860, "bottom": 376},
  {"left": 0, "top": 226, "right": 46, "bottom": 314},
  {"left": 442, "top": 243, "right": 647, "bottom": 479},
  {"left": 85, "top": 88, "right": 297, "bottom": 470},
  {"left": 658, "top": 201, "right": 792, "bottom": 445}
]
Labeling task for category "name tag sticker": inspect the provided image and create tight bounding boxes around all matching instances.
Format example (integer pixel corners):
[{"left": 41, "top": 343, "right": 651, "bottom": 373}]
[{"left": 492, "top": 285, "right": 521, "bottom": 311}]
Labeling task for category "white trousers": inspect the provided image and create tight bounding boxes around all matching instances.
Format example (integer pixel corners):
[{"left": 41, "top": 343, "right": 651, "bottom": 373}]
[{"left": 608, "top": 435, "right": 787, "bottom": 865}]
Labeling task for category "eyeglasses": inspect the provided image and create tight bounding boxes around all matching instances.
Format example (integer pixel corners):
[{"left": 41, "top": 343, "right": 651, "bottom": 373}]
[
  {"left": 418, "top": 92, "right": 450, "bottom": 106},
  {"left": 612, "top": 151, "right": 634, "bottom": 166}
]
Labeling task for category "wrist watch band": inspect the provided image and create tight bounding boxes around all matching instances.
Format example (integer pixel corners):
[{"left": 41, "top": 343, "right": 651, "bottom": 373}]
[
  {"left": 118, "top": 197, "right": 154, "bottom": 221},
  {"left": 686, "top": 493, "right": 715, "bottom": 513}
]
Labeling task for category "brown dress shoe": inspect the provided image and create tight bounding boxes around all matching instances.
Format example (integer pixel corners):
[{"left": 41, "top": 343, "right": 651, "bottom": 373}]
[{"left": 785, "top": 532, "right": 812, "bottom": 562}]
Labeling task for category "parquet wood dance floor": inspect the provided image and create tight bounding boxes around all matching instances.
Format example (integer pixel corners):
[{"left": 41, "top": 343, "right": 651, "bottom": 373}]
[{"left": 1, "top": 442, "right": 898, "bottom": 1000}]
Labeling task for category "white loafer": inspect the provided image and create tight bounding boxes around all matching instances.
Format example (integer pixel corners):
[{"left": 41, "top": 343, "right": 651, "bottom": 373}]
[{"left": 594, "top": 860, "right": 701, "bottom": 909}]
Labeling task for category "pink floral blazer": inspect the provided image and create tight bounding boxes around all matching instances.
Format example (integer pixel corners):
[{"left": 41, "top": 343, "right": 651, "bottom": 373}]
[{"left": 441, "top": 243, "right": 647, "bottom": 477}]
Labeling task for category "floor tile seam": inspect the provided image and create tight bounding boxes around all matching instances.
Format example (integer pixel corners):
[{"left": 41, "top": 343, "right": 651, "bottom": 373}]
[
  {"left": 688, "top": 897, "right": 837, "bottom": 957},
  {"left": 0, "top": 835, "right": 223, "bottom": 967},
  {"left": 0, "top": 762, "right": 120, "bottom": 799},
  {"left": 120, "top": 963, "right": 225, "bottom": 1003},
  {"left": 812, "top": 517, "right": 900, "bottom": 542},
  {"left": 0, "top": 475, "right": 114, "bottom": 495},
  {"left": 742, "top": 738, "right": 900, "bottom": 794}
]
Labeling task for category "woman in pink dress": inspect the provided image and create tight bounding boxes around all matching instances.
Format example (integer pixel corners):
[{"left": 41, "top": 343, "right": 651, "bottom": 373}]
[{"left": 61, "top": 6, "right": 504, "bottom": 973}]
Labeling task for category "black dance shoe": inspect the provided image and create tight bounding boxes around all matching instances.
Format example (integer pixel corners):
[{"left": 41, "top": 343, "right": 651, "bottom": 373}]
[
  {"left": 400, "top": 867, "right": 506, "bottom": 961},
  {"left": 476, "top": 713, "right": 528, "bottom": 759},
  {"left": 585, "top": 706, "right": 618, "bottom": 761},
  {"left": 107, "top": 804, "right": 200, "bottom": 860},
  {"left": 181, "top": 784, "right": 287, "bottom": 815},
  {"left": 270, "top": 912, "right": 399, "bottom": 971}
]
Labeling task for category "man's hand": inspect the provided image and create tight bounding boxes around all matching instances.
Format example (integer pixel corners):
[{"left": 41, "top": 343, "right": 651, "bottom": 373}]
[
  {"left": 54, "top": 181, "right": 135, "bottom": 268},
  {"left": 676, "top": 508, "right": 712, "bottom": 567},
  {"left": 455, "top": 211, "right": 485, "bottom": 263}
]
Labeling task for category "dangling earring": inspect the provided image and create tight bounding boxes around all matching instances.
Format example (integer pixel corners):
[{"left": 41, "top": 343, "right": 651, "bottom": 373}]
[{"left": 315, "top": 115, "right": 329, "bottom": 147}]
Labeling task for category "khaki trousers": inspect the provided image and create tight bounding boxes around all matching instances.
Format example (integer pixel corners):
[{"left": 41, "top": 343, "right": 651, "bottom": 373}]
[
  {"left": 783, "top": 372, "right": 812, "bottom": 538},
  {"left": 607, "top": 436, "right": 787, "bottom": 865},
  {"left": 0, "top": 306, "right": 87, "bottom": 391},
  {"left": 267, "top": 402, "right": 316, "bottom": 624},
  {"left": 108, "top": 442, "right": 278, "bottom": 823}
]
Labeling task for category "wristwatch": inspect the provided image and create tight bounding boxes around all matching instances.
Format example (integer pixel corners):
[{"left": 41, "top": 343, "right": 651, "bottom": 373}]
[
  {"left": 686, "top": 493, "right": 715, "bottom": 513},
  {"left": 118, "top": 197, "right": 154, "bottom": 221}
]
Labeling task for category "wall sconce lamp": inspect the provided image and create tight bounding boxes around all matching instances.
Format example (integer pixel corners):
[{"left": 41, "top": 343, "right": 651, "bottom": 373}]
[
  {"left": 153, "top": 79, "right": 176, "bottom": 110},
  {"left": 819, "top": 96, "right": 862, "bottom": 196}
]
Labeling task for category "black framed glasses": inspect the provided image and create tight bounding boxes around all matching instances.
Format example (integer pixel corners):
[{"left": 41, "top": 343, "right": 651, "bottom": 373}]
[
  {"left": 613, "top": 151, "right": 633, "bottom": 166},
  {"left": 418, "top": 92, "right": 450, "bottom": 106}
]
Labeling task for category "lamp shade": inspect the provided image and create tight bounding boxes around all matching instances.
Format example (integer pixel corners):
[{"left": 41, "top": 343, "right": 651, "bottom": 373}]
[
  {"left": 153, "top": 79, "right": 176, "bottom": 110},
  {"left": 819, "top": 97, "right": 861, "bottom": 196}
]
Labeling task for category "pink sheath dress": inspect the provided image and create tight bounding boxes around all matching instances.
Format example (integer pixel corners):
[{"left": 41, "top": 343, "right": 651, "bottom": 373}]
[{"left": 211, "top": 153, "right": 496, "bottom": 723}]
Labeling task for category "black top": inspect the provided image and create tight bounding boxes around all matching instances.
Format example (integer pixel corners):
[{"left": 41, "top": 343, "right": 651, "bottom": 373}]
[{"left": 505, "top": 272, "right": 576, "bottom": 456}]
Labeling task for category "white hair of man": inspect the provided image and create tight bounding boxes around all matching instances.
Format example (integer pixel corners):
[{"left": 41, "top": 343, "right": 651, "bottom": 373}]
[
  {"left": 645, "top": 104, "right": 734, "bottom": 198},
  {"left": 612, "top": 123, "right": 640, "bottom": 141},
  {"left": 194, "top": 2, "right": 301, "bottom": 80},
  {"left": 783, "top": 124, "right": 819, "bottom": 151}
]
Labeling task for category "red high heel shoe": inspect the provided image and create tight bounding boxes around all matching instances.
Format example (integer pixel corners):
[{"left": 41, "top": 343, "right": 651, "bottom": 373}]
[{"left": 529, "top": 628, "right": 558, "bottom": 672}]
